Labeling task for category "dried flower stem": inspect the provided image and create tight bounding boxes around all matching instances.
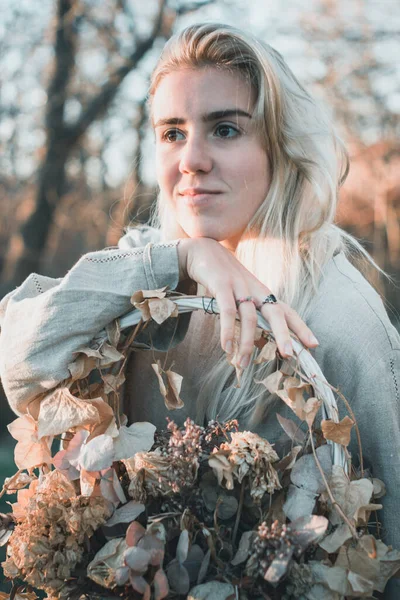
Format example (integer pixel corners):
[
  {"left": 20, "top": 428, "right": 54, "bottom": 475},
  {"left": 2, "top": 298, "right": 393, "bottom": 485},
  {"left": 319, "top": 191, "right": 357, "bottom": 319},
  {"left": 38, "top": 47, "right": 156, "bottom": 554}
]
[
  {"left": 308, "top": 426, "right": 357, "bottom": 538},
  {"left": 0, "top": 469, "right": 23, "bottom": 499},
  {"left": 232, "top": 478, "right": 246, "bottom": 546}
]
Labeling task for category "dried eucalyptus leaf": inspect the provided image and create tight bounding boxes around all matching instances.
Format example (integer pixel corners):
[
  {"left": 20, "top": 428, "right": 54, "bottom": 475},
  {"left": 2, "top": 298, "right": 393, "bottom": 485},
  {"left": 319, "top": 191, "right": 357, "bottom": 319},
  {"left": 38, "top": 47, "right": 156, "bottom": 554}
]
[
  {"left": 149, "top": 297, "right": 179, "bottom": 324},
  {"left": 105, "top": 501, "right": 145, "bottom": 527},
  {"left": 197, "top": 548, "right": 211, "bottom": 584},
  {"left": 276, "top": 413, "right": 306, "bottom": 443},
  {"left": 319, "top": 523, "right": 352, "bottom": 553},
  {"left": 276, "top": 445, "right": 302, "bottom": 471},
  {"left": 329, "top": 466, "right": 375, "bottom": 526},
  {"left": 231, "top": 531, "right": 254, "bottom": 566},
  {"left": 217, "top": 495, "right": 238, "bottom": 520},
  {"left": 183, "top": 544, "right": 205, "bottom": 582},
  {"left": 291, "top": 515, "right": 329, "bottom": 551},
  {"left": 177, "top": 529, "right": 190, "bottom": 564},
  {"left": 290, "top": 445, "right": 332, "bottom": 495},
  {"left": 283, "top": 484, "right": 317, "bottom": 521},
  {"left": 256, "top": 369, "right": 283, "bottom": 394},
  {"left": 167, "top": 560, "right": 190, "bottom": 595},
  {"left": 188, "top": 581, "right": 235, "bottom": 600},
  {"left": 124, "top": 546, "right": 151, "bottom": 573},
  {"left": 154, "top": 567, "right": 169, "bottom": 600}
]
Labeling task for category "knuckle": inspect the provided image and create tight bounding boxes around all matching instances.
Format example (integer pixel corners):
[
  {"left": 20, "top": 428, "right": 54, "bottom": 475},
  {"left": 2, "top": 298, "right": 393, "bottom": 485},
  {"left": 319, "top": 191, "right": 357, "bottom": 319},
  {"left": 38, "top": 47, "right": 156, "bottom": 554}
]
[{"left": 223, "top": 307, "right": 237, "bottom": 318}]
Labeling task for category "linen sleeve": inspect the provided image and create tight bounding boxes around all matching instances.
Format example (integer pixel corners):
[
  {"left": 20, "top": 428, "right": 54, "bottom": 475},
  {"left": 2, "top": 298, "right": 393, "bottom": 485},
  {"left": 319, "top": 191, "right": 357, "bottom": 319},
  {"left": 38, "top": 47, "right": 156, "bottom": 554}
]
[
  {"left": 346, "top": 349, "right": 400, "bottom": 600},
  {"left": 0, "top": 237, "right": 186, "bottom": 417}
]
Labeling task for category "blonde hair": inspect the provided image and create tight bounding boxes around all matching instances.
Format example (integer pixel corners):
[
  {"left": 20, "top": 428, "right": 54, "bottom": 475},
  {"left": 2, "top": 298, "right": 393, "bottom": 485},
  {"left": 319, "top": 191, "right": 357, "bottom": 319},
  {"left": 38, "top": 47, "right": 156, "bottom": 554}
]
[{"left": 146, "top": 22, "right": 387, "bottom": 426}]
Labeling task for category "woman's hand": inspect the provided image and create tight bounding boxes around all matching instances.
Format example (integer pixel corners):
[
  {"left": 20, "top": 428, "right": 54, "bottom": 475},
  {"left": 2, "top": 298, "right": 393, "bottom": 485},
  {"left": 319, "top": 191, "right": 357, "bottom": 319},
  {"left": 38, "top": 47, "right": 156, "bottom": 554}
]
[{"left": 177, "top": 237, "right": 319, "bottom": 367}]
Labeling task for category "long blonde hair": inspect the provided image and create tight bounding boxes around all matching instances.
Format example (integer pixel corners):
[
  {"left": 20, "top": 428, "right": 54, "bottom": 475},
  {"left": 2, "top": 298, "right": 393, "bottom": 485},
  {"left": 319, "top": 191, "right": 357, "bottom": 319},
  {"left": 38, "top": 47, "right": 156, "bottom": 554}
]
[{"left": 146, "top": 22, "right": 387, "bottom": 426}]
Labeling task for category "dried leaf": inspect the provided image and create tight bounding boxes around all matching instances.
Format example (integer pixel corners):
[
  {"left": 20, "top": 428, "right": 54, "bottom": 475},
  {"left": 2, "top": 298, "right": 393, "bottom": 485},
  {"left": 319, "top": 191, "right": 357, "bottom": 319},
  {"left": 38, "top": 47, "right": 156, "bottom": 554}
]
[
  {"left": 291, "top": 515, "right": 329, "bottom": 551},
  {"left": 154, "top": 567, "right": 169, "bottom": 600},
  {"left": 329, "top": 466, "right": 379, "bottom": 526},
  {"left": 256, "top": 369, "right": 283, "bottom": 394},
  {"left": 131, "top": 287, "right": 168, "bottom": 304},
  {"left": 87, "top": 398, "right": 118, "bottom": 442},
  {"left": 80, "top": 434, "right": 115, "bottom": 471},
  {"left": 276, "top": 445, "right": 302, "bottom": 471},
  {"left": 8, "top": 415, "right": 53, "bottom": 469},
  {"left": 319, "top": 523, "right": 352, "bottom": 553},
  {"left": 3, "top": 472, "right": 34, "bottom": 493},
  {"left": 68, "top": 354, "right": 97, "bottom": 382},
  {"left": 188, "top": 581, "right": 235, "bottom": 600},
  {"left": 291, "top": 445, "right": 332, "bottom": 494},
  {"left": 253, "top": 340, "right": 277, "bottom": 364},
  {"left": 283, "top": 484, "right": 317, "bottom": 521},
  {"left": 124, "top": 546, "right": 151, "bottom": 573},
  {"left": 53, "top": 429, "right": 89, "bottom": 480},
  {"left": 183, "top": 544, "right": 205, "bottom": 582},
  {"left": 126, "top": 521, "right": 146, "bottom": 547},
  {"left": 99, "top": 342, "right": 124, "bottom": 367},
  {"left": 0, "top": 513, "right": 14, "bottom": 547},
  {"left": 113, "top": 422, "right": 156, "bottom": 461},
  {"left": 177, "top": 529, "right": 190, "bottom": 564},
  {"left": 321, "top": 416, "right": 354, "bottom": 446},
  {"left": 231, "top": 531, "right": 254, "bottom": 566},
  {"left": 105, "top": 501, "right": 145, "bottom": 527},
  {"left": 151, "top": 361, "right": 184, "bottom": 410},
  {"left": 371, "top": 478, "right": 386, "bottom": 499},
  {"left": 276, "top": 413, "right": 306, "bottom": 443},
  {"left": 167, "top": 560, "right": 190, "bottom": 595},
  {"left": 197, "top": 549, "right": 211, "bottom": 584},
  {"left": 87, "top": 537, "right": 127, "bottom": 588},
  {"left": 149, "top": 298, "right": 179, "bottom": 324},
  {"left": 37, "top": 387, "right": 100, "bottom": 439},
  {"left": 106, "top": 318, "right": 121, "bottom": 347},
  {"left": 102, "top": 372, "right": 126, "bottom": 395}
]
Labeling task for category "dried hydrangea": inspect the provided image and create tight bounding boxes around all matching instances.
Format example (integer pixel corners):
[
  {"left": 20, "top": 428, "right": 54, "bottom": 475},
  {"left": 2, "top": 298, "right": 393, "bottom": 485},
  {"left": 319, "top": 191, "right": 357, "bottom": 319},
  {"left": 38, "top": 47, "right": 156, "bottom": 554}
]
[
  {"left": 2, "top": 470, "right": 112, "bottom": 595},
  {"left": 127, "top": 418, "right": 207, "bottom": 500},
  {"left": 209, "top": 430, "right": 281, "bottom": 501}
]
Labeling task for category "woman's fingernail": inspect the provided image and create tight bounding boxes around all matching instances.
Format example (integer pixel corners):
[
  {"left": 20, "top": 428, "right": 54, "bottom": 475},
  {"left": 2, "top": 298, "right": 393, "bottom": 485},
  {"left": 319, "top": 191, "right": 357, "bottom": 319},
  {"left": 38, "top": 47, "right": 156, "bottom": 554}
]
[
  {"left": 225, "top": 340, "right": 233, "bottom": 354},
  {"left": 284, "top": 342, "right": 293, "bottom": 357},
  {"left": 309, "top": 334, "right": 319, "bottom": 346},
  {"left": 240, "top": 355, "right": 250, "bottom": 368}
]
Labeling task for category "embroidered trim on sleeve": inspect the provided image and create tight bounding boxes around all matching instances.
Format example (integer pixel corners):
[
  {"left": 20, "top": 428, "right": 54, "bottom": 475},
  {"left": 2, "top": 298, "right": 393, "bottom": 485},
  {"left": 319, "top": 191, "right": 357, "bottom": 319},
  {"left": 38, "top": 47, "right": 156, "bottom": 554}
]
[
  {"left": 390, "top": 357, "right": 399, "bottom": 403},
  {"left": 83, "top": 243, "right": 177, "bottom": 264},
  {"left": 84, "top": 249, "right": 144, "bottom": 263},
  {"left": 32, "top": 274, "right": 43, "bottom": 294}
]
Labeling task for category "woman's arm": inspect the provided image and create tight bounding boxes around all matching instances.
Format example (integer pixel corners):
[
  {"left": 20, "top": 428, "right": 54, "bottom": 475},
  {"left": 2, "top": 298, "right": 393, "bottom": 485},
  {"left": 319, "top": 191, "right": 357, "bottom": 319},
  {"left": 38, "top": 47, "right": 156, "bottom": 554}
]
[{"left": 0, "top": 234, "right": 182, "bottom": 416}]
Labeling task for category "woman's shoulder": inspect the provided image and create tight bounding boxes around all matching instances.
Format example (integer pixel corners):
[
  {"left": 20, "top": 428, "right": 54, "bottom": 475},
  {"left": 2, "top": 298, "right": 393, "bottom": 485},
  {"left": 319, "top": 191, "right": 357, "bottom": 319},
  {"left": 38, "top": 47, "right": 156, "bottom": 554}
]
[{"left": 308, "top": 251, "right": 400, "bottom": 365}]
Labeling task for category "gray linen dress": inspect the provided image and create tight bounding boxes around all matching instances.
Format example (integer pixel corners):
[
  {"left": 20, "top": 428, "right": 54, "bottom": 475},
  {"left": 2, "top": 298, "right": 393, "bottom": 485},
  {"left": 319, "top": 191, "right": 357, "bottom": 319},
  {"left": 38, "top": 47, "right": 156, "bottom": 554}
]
[{"left": 0, "top": 225, "right": 399, "bottom": 598}]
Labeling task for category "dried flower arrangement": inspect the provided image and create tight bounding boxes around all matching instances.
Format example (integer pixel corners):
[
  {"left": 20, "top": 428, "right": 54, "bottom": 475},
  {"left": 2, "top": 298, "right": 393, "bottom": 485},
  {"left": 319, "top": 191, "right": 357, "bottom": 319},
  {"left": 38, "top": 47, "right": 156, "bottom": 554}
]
[{"left": 1, "top": 289, "right": 399, "bottom": 600}]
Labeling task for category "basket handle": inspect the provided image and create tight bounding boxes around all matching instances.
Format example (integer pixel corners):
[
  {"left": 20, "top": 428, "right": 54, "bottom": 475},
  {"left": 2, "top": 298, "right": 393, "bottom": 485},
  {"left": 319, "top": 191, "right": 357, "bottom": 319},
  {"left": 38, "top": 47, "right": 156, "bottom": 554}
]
[{"left": 118, "top": 295, "right": 346, "bottom": 469}]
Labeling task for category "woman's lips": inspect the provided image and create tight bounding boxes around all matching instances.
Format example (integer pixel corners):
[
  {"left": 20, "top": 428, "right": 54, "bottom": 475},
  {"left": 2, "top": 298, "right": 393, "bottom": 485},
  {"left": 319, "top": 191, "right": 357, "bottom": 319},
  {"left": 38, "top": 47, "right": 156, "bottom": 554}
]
[{"left": 180, "top": 191, "right": 222, "bottom": 207}]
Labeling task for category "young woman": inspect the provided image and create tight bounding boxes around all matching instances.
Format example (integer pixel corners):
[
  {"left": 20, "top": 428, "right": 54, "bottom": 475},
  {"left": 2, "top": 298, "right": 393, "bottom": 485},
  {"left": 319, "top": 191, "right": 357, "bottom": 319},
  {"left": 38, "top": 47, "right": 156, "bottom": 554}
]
[{"left": 1, "top": 22, "right": 399, "bottom": 596}]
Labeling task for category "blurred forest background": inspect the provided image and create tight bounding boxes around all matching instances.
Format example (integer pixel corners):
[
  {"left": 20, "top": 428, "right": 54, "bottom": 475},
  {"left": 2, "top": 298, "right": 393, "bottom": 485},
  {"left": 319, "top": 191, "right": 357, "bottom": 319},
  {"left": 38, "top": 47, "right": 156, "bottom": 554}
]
[{"left": 0, "top": 0, "right": 399, "bottom": 589}]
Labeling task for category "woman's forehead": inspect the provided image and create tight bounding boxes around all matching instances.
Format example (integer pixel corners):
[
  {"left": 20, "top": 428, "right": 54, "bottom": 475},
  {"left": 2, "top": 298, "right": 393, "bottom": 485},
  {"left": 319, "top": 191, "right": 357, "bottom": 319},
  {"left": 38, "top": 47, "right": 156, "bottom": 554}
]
[{"left": 151, "top": 67, "right": 256, "bottom": 125}]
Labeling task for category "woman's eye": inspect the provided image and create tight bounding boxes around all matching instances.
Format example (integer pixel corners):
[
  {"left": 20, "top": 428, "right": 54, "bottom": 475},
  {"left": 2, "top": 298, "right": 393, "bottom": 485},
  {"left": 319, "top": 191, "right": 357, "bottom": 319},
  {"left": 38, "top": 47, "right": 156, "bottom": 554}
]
[
  {"left": 215, "top": 124, "right": 239, "bottom": 138},
  {"left": 162, "top": 129, "right": 185, "bottom": 143}
]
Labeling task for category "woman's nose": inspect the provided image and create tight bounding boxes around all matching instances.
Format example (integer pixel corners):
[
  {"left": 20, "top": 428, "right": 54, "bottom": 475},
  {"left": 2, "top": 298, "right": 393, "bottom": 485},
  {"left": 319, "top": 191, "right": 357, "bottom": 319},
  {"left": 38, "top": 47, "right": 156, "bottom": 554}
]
[{"left": 179, "top": 137, "right": 213, "bottom": 174}]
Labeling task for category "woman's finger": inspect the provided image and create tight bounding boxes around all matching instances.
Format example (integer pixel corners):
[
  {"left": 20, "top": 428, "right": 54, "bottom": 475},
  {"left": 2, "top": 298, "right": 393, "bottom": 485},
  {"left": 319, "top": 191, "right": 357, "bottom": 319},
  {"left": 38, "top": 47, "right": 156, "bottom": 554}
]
[
  {"left": 281, "top": 304, "right": 319, "bottom": 348},
  {"left": 260, "top": 302, "right": 294, "bottom": 358},
  {"left": 236, "top": 298, "right": 258, "bottom": 366},
  {"left": 216, "top": 288, "right": 239, "bottom": 354}
]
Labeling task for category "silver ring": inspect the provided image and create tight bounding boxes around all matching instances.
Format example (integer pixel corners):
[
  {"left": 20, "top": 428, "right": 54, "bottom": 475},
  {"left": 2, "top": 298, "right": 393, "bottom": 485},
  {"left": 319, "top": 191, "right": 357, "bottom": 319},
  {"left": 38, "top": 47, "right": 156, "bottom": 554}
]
[{"left": 261, "top": 294, "right": 278, "bottom": 305}]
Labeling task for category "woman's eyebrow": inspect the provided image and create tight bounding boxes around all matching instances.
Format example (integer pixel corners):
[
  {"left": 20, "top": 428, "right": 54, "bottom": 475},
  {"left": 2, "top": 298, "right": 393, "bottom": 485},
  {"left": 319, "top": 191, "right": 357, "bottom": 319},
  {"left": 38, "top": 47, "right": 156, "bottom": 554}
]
[{"left": 154, "top": 109, "right": 252, "bottom": 128}]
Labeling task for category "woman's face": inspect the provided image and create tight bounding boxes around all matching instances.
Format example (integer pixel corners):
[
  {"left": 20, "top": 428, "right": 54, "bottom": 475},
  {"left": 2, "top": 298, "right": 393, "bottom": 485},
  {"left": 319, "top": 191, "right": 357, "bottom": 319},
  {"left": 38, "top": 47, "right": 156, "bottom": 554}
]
[{"left": 152, "top": 67, "right": 271, "bottom": 250}]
